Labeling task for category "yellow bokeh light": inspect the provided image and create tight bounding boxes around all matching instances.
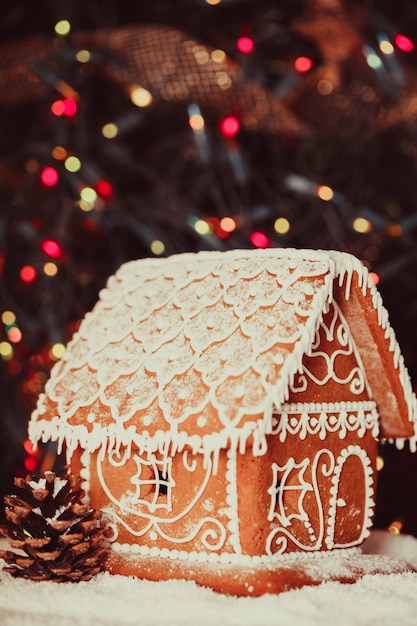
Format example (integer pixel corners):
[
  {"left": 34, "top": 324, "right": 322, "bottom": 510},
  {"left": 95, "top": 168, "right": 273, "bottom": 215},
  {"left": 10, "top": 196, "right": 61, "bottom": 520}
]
[
  {"left": 193, "top": 47, "right": 210, "bottom": 64},
  {"left": 44, "top": 262, "right": 58, "bottom": 277},
  {"left": 102, "top": 123, "right": 118, "bottom": 139},
  {"left": 388, "top": 520, "right": 403, "bottom": 535},
  {"left": 219, "top": 217, "right": 236, "bottom": 232},
  {"left": 317, "top": 79, "right": 333, "bottom": 95},
  {"left": 189, "top": 113, "right": 205, "bottom": 132},
  {"left": 76, "top": 49, "right": 91, "bottom": 63},
  {"left": 317, "top": 185, "right": 334, "bottom": 201},
  {"left": 376, "top": 455, "right": 385, "bottom": 471},
  {"left": 150, "top": 240, "right": 165, "bottom": 255},
  {"left": 130, "top": 85, "right": 153, "bottom": 107},
  {"left": 54, "top": 20, "right": 71, "bottom": 37},
  {"left": 2, "top": 310, "right": 16, "bottom": 325},
  {"left": 64, "top": 156, "right": 81, "bottom": 172},
  {"left": 205, "top": 0, "right": 222, "bottom": 5},
  {"left": 80, "top": 187, "right": 97, "bottom": 203},
  {"left": 352, "top": 217, "right": 372, "bottom": 234},
  {"left": 379, "top": 40, "right": 394, "bottom": 55},
  {"left": 274, "top": 217, "right": 291, "bottom": 235},
  {"left": 216, "top": 72, "right": 232, "bottom": 89},
  {"left": 0, "top": 341, "right": 13, "bottom": 360},
  {"left": 194, "top": 219, "right": 211, "bottom": 235},
  {"left": 77, "top": 200, "right": 94, "bottom": 212},
  {"left": 50, "top": 343, "right": 66, "bottom": 360},
  {"left": 211, "top": 49, "right": 226, "bottom": 63}
]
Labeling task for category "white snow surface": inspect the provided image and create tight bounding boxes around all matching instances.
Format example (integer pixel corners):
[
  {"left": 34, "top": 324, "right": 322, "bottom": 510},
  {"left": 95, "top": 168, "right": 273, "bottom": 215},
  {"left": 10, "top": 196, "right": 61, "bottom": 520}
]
[{"left": 1, "top": 531, "right": 417, "bottom": 626}]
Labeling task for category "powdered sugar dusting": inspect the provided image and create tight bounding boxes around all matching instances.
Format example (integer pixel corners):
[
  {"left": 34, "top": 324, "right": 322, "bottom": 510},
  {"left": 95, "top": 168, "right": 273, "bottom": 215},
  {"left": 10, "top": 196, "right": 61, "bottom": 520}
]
[{"left": 1, "top": 531, "right": 417, "bottom": 626}]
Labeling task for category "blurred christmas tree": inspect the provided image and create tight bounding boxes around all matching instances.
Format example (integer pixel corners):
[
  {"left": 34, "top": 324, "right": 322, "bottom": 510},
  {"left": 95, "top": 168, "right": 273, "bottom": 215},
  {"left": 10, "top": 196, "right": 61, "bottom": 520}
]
[{"left": 1, "top": 0, "right": 417, "bottom": 534}]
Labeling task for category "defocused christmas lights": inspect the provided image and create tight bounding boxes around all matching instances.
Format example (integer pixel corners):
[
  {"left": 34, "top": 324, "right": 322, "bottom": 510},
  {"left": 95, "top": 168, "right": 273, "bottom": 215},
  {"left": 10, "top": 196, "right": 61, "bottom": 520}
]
[
  {"left": 0, "top": 341, "right": 13, "bottom": 360},
  {"left": 43, "top": 262, "right": 58, "bottom": 276},
  {"left": 51, "top": 97, "right": 77, "bottom": 117},
  {"left": 1, "top": 311, "right": 16, "bottom": 325},
  {"left": 50, "top": 343, "right": 66, "bottom": 360},
  {"left": 294, "top": 56, "right": 313, "bottom": 72},
  {"left": 62, "top": 97, "right": 77, "bottom": 116},
  {"left": 352, "top": 218, "right": 372, "bottom": 234},
  {"left": 64, "top": 156, "right": 81, "bottom": 172},
  {"left": 51, "top": 100, "right": 66, "bottom": 116},
  {"left": 219, "top": 217, "right": 237, "bottom": 233},
  {"left": 20, "top": 266, "right": 37, "bottom": 283},
  {"left": 219, "top": 116, "right": 239, "bottom": 137},
  {"left": 54, "top": 20, "right": 71, "bottom": 37},
  {"left": 130, "top": 85, "right": 153, "bottom": 107},
  {"left": 317, "top": 185, "right": 334, "bottom": 201},
  {"left": 102, "top": 123, "right": 118, "bottom": 138},
  {"left": 369, "top": 272, "right": 380, "bottom": 285},
  {"left": 193, "top": 219, "right": 212, "bottom": 235},
  {"left": 7, "top": 327, "right": 22, "bottom": 343},
  {"left": 237, "top": 37, "right": 254, "bottom": 54},
  {"left": 188, "top": 104, "right": 205, "bottom": 133},
  {"left": 96, "top": 180, "right": 113, "bottom": 198},
  {"left": 80, "top": 187, "right": 97, "bottom": 204},
  {"left": 41, "top": 239, "right": 62, "bottom": 259},
  {"left": 395, "top": 34, "right": 414, "bottom": 52},
  {"left": 52, "top": 146, "right": 67, "bottom": 160},
  {"left": 274, "top": 217, "right": 291, "bottom": 235},
  {"left": 250, "top": 231, "right": 269, "bottom": 248},
  {"left": 150, "top": 240, "right": 165, "bottom": 255},
  {"left": 379, "top": 39, "right": 394, "bottom": 55},
  {"left": 76, "top": 49, "right": 91, "bottom": 63},
  {"left": 40, "top": 166, "right": 59, "bottom": 186}
]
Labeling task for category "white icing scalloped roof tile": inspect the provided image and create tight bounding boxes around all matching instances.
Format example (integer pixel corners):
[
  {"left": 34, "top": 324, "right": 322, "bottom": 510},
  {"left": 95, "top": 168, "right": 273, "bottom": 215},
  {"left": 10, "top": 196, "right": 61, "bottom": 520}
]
[{"left": 29, "top": 248, "right": 417, "bottom": 456}]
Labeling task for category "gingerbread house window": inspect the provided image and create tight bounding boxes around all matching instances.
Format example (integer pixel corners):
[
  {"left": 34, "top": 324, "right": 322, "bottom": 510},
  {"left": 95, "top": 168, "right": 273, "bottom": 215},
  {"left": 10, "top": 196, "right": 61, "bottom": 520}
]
[
  {"left": 130, "top": 455, "right": 174, "bottom": 513},
  {"left": 268, "top": 458, "right": 313, "bottom": 529}
]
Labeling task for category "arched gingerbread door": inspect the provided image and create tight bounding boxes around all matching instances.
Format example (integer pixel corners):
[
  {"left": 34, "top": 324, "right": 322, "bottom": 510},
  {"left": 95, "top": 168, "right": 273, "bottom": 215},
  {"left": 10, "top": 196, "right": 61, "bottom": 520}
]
[{"left": 326, "top": 445, "right": 374, "bottom": 549}]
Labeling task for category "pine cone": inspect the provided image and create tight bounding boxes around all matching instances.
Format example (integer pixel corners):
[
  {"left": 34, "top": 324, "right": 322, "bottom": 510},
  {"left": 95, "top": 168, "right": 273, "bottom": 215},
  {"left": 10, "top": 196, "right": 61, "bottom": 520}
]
[{"left": 0, "top": 470, "right": 108, "bottom": 582}]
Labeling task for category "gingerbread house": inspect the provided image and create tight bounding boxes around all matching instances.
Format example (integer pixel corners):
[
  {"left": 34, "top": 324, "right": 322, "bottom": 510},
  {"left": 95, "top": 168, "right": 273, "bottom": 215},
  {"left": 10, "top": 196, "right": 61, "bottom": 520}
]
[{"left": 29, "top": 248, "right": 417, "bottom": 595}]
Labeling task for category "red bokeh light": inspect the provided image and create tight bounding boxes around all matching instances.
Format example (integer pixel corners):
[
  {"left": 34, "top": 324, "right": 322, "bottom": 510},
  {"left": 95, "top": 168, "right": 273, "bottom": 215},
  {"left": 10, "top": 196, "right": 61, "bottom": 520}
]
[
  {"left": 40, "top": 166, "right": 58, "bottom": 186},
  {"left": 294, "top": 56, "right": 314, "bottom": 72},
  {"left": 63, "top": 97, "right": 77, "bottom": 116},
  {"left": 237, "top": 36, "right": 254, "bottom": 54},
  {"left": 96, "top": 179, "right": 113, "bottom": 198},
  {"left": 8, "top": 327, "right": 22, "bottom": 343},
  {"left": 219, "top": 116, "right": 240, "bottom": 137},
  {"left": 215, "top": 226, "right": 230, "bottom": 239},
  {"left": 206, "top": 217, "right": 229, "bottom": 239},
  {"left": 20, "top": 265, "right": 37, "bottom": 283},
  {"left": 51, "top": 98, "right": 77, "bottom": 117},
  {"left": 51, "top": 100, "right": 66, "bottom": 116},
  {"left": 250, "top": 231, "right": 270, "bottom": 248},
  {"left": 369, "top": 272, "right": 380, "bottom": 285},
  {"left": 24, "top": 439, "right": 38, "bottom": 455},
  {"left": 395, "top": 34, "right": 414, "bottom": 52},
  {"left": 24, "top": 456, "right": 38, "bottom": 472},
  {"left": 41, "top": 239, "right": 61, "bottom": 258}
]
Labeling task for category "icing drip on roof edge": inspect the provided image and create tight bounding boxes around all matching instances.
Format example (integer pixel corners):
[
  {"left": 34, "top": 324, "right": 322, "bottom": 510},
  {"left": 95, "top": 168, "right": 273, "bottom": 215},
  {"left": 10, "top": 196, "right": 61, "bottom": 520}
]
[{"left": 28, "top": 248, "right": 417, "bottom": 458}]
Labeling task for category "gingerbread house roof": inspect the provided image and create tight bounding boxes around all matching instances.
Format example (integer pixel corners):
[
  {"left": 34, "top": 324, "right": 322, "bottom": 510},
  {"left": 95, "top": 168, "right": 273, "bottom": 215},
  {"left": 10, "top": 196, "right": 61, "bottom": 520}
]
[{"left": 29, "top": 248, "right": 417, "bottom": 463}]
